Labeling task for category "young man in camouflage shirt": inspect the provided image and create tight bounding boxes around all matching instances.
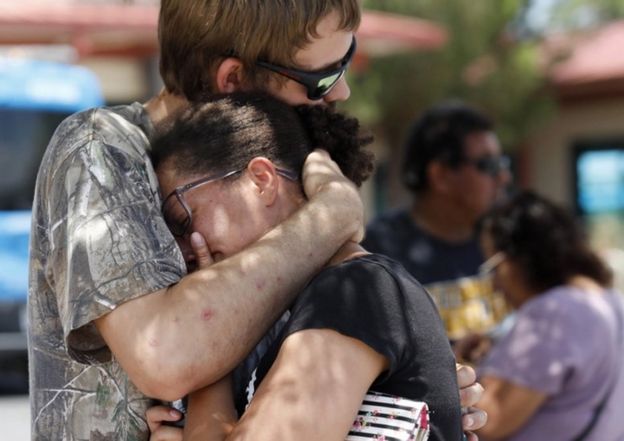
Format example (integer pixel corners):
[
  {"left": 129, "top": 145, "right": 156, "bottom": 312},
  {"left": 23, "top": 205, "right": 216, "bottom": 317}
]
[{"left": 28, "top": 1, "right": 485, "bottom": 440}]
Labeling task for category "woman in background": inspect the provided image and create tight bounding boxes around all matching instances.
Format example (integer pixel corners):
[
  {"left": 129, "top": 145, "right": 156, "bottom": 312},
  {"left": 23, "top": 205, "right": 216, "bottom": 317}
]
[{"left": 456, "top": 191, "right": 624, "bottom": 441}]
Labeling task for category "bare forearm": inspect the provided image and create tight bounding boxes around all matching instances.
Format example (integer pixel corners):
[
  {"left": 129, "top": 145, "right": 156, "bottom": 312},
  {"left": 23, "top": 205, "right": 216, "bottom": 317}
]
[
  {"left": 184, "top": 377, "right": 236, "bottom": 441},
  {"left": 475, "top": 376, "right": 547, "bottom": 440},
  {"left": 97, "top": 191, "right": 360, "bottom": 400}
]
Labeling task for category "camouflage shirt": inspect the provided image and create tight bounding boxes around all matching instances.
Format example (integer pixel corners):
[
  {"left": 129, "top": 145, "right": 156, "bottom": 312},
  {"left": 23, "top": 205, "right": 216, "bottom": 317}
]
[{"left": 28, "top": 103, "right": 185, "bottom": 441}]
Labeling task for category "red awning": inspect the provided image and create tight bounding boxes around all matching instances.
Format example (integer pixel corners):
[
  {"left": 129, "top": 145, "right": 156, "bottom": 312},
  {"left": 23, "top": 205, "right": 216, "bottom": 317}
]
[
  {"left": 0, "top": 2, "right": 158, "bottom": 57},
  {"left": 0, "top": 2, "right": 446, "bottom": 58},
  {"left": 358, "top": 10, "right": 447, "bottom": 54},
  {"left": 545, "top": 20, "right": 624, "bottom": 99}
]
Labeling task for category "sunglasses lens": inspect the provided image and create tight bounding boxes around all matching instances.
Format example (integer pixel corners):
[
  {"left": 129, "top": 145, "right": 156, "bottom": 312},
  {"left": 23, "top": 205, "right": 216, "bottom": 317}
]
[
  {"left": 258, "top": 37, "right": 356, "bottom": 101},
  {"left": 476, "top": 159, "right": 496, "bottom": 175},
  {"left": 307, "top": 70, "right": 344, "bottom": 100},
  {"left": 476, "top": 156, "right": 509, "bottom": 176}
]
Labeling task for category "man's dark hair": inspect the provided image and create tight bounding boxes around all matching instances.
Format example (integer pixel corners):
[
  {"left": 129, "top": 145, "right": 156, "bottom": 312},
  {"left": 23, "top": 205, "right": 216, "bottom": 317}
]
[
  {"left": 151, "top": 92, "right": 374, "bottom": 187},
  {"left": 401, "top": 101, "right": 493, "bottom": 193}
]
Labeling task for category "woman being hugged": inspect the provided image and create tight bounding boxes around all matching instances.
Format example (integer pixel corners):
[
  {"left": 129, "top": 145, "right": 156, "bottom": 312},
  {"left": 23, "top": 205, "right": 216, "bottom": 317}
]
[{"left": 149, "top": 92, "right": 465, "bottom": 441}]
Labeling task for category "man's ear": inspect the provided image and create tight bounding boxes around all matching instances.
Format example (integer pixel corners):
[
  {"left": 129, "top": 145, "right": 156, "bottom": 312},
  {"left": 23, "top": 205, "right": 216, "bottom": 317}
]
[
  {"left": 427, "top": 161, "right": 453, "bottom": 194},
  {"left": 246, "top": 157, "right": 279, "bottom": 206},
  {"left": 215, "top": 58, "right": 246, "bottom": 93}
]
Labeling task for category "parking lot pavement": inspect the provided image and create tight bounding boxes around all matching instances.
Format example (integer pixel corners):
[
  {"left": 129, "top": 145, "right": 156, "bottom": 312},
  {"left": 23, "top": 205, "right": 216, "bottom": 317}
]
[{"left": 0, "top": 395, "right": 29, "bottom": 440}]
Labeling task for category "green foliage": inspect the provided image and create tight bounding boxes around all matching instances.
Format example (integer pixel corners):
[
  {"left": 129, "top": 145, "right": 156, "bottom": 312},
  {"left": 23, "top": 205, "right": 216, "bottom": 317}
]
[{"left": 344, "top": 0, "right": 555, "bottom": 155}]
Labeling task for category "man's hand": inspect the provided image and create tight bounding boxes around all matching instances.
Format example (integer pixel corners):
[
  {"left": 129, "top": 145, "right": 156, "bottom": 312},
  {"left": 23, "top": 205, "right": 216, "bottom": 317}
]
[
  {"left": 302, "top": 149, "right": 364, "bottom": 242},
  {"left": 457, "top": 363, "right": 487, "bottom": 440},
  {"left": 146, "top": 406, "right": 183, "bottom": 441}
]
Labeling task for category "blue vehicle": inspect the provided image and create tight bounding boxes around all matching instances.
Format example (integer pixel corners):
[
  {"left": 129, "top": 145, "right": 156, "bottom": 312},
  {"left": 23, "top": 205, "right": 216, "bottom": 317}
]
[{"left": 0, "top": 57, "right": 103, "bottom": 392}]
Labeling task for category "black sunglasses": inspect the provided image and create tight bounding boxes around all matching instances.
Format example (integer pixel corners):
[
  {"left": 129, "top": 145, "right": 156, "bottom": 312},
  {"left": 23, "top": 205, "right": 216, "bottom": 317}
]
[
  {"left": 256, "top": 37, "right": 357, "bottom": 100},
  {"left": 461, "top": 155, "right": 510, "bottom": 177},
  {"left": 162, "top": 167, "right": 298, "bottom": 237}
]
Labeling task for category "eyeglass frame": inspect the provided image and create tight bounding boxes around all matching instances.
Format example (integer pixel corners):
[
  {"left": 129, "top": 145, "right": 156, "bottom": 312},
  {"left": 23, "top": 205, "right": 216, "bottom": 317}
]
[
  {"left": 459, "top": 155, "right": 510, "bottom": 177},
  {"left": 162, "top": 167, "right": 299, "bottom": 237},
  {"left": 255, "top": 36, "right": 357, "bottom": 101},
  {"left": 478, "top": 251, "right": 506, "bottom": 277}
]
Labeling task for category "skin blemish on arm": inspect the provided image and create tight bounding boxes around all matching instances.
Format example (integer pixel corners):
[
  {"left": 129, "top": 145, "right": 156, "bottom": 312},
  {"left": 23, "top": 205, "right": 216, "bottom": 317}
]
[
  {"left": 149, "top": 338, "right": 160, "bottom": 348},
  {"left": 200, "top": 308, "right": 214, "bottom": 321},
  {"left": 256, "top": 280, "right": 266, "bottom": 291}
]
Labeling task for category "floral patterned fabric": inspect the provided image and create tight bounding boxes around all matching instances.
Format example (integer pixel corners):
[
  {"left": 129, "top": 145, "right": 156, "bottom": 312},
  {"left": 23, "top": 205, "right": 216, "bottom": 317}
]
[
  {"left": 28, "top": 103, "right": 185, "bottom": 440},
  {"left": 347, "top": 391, "right": 430, "bottom": 441}
]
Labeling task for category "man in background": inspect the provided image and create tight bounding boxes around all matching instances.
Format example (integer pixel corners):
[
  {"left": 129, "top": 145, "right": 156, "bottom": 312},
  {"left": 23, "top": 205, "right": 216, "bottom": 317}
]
[{"left": 364, "top": 101, "right": 512, "bottom": 340}]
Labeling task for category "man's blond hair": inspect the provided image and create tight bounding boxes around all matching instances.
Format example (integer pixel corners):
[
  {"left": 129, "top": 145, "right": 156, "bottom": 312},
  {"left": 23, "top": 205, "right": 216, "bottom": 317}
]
[{"left": 159, "top": 0, "right": 361, "bottom": 100}]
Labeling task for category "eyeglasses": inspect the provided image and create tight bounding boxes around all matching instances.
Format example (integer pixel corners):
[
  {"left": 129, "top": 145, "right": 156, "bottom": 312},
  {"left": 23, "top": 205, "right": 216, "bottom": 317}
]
[
  {"left": 478, "top": 252, "right": 506, "bottom": 277},
  {"left": 256, "top": 37, "right": 357, "bottom": 101},
  {"left": 461, "top": 155, "right": 510, "bottom": 177},
  {"left": 162, "top": 167, "right": 298, "bottom": 237}
]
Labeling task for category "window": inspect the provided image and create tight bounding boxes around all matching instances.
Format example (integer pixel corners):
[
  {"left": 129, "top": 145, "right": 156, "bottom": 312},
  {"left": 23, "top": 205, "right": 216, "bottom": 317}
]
[{"left": 574, "top": 141, "right": 624, "bottom": 215}]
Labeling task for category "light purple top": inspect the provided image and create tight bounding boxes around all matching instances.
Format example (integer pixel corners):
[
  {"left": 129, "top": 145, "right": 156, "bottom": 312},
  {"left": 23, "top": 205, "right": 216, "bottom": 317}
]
[{"left": 479, "top": 286, "right": 624, "bottom": 441}]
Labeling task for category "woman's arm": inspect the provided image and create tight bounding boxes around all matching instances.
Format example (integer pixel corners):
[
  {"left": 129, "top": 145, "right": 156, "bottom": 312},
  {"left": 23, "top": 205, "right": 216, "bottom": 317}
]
[
  {"left": 167, "top": 348, "right": 486, "bottom": 441},
  {"left": 183, "top": 376, "right": 238, "bottom": 441},
  {"left": 475, "top": 375, "right": 547, "bottom": 440},
  {"left": 183, "top": 328, "right": 388, "bottom": 441}
]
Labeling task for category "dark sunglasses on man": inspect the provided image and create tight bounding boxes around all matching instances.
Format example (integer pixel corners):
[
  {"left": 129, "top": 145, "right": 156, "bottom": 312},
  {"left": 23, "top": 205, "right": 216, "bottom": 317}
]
[
  {"left": 461, "top": 155, "right": 510, "bottom": 177},
  {"left": 256, "top": 37, "right": 357, "bottom": 100}
]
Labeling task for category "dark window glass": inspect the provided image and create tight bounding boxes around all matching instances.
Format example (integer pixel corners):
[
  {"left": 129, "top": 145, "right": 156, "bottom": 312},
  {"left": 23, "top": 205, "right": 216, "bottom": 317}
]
[{"left": 0, "top": 109, "right": 68, "bottom": 210}]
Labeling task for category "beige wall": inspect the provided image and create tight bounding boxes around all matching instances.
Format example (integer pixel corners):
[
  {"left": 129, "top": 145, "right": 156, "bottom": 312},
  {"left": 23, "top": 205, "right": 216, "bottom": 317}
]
[
  {"left": 80, "top": 56, "right": 156, "bottom": 103},
  {"left": 524, "top": 97, "right": 624, "bottom": 255},
  {"left": 524, "top": 98, "right": 624, "bottom": 206}
]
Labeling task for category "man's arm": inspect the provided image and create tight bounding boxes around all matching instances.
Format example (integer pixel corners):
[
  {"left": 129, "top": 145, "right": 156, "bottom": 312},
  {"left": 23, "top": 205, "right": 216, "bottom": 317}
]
[{"left": 95, "top": 150, "right": 364, "bottom": 401}]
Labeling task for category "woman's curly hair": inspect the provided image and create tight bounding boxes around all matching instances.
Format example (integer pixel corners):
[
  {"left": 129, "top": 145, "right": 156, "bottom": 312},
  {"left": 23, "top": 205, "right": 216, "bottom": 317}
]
[
  {"left": 151, "top": 92, "right": 374, "bottom": 187},
  {"left": 294, "top": 104, "right": 374, "bottom": 186},
  {"left": 480, "top": 190, "right": 613, "bottom": 292}
]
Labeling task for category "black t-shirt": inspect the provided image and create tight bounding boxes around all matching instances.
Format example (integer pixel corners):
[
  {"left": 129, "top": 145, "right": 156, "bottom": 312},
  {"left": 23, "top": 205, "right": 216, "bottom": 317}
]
[
  {"left": 235, "top": 253, "right": 463, "bottom": 441},
  {"left": 363, "top": 209, "right": 483, "bottom": 285},
  {"left": 364, "top": 209, "right": 509, "bottom": 340}
]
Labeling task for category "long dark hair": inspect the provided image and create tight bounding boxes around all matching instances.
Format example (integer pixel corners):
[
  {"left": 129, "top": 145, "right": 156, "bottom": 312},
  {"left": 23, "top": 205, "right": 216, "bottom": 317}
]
[
  {"left": 481, "top": 190, "right": 613, "bottom": 292},
  {"left": 151, "top": 92, "right": 374, "bottom": 187}
]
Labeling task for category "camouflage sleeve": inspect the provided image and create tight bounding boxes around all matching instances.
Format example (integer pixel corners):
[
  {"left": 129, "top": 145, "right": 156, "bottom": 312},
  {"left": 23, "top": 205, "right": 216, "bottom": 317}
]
[{"left": 44, "top": 119, "right": 185, "bottom": 364}]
